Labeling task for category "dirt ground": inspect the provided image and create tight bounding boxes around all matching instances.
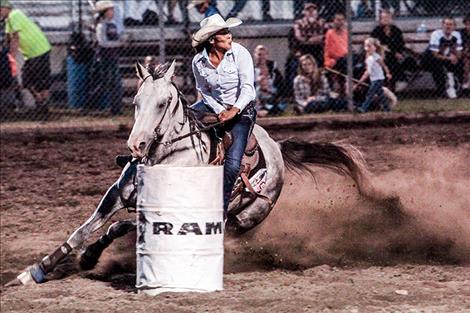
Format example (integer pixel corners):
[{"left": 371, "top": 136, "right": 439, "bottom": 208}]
[{"left": 1, "top": 120, "right": 469, "bottom": 312}]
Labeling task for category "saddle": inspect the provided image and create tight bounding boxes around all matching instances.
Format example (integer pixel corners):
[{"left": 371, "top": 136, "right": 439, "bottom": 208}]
[{"left": 197, "top": 111, "right": 271, "bottom": 205}]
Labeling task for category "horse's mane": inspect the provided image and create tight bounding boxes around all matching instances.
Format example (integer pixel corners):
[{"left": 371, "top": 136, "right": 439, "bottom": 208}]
[{"left": 149, "top": 62, "right": 172, "bottom": 80}]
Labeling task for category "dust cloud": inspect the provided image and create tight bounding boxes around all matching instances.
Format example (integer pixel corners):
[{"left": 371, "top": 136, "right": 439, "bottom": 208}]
[{"left": 225, "top": 146, "right": 470, "bottom": 271}]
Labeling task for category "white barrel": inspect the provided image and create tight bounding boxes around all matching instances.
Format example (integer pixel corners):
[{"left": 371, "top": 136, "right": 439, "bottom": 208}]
[{"left": 135, "top": 164, "right": 224, "bottom": 295}]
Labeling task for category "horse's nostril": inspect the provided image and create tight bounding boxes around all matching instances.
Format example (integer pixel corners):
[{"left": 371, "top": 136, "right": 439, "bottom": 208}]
[{"left": 138, "top": 142, "right": 146, "bottom": 151}]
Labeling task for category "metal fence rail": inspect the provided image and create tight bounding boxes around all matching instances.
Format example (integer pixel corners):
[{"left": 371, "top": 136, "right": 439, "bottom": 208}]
[{"left": 0, "top": 0, "right": 469, "bottom": 124}]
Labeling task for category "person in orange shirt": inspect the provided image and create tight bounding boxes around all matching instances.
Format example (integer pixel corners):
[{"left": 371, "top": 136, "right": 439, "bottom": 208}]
[
  {"left": 324, "top": 12, "right": 348, "bottom": 96},
  {"left": 324, "top": 12, "right": 348, "bottom": 69}
]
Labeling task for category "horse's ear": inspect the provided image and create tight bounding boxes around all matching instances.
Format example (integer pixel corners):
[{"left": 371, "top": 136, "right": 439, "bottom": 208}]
[
  {"left": 135, "top": 62, "right": 150, "bottom": 81},
  {"left": 163, "top": 60, "right": 176, "bottom": 82}
]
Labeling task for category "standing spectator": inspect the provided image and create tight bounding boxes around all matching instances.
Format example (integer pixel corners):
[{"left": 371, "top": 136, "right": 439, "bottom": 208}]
[
  {"left": 371, "top": 9, "right": 417, "bottom": 91},
  {"left": 293, "top": 54, "right": 345, "bottom": 114},
  {"left": 421, "top": 16, "right": 463, "bottom": 99},
  {"left": 460, "top": 13, "right": 470, "bottom": 90},
  {"left": 292, "top": 2, "right": 325, "bottom": 66},
  {"left": 253, "top": 45, "right": 286, "bottom": 115},
  {"left": 187, "top": 0, "right": 220, "bottom": 18},
  {"left": 225, "top": 0, "right": 273, "bottom": 21},
  {"left": 355, "top": 38, "right": 392, "bottom": 113},
  {"left": 1, "top": 0, "right": 51, "bottom": 115},
  {"left": 324, "top": 11, "right": 348, "bottom": 95},
  {"left": 91, "top": 1, "right": 126, "bottom": 115}
]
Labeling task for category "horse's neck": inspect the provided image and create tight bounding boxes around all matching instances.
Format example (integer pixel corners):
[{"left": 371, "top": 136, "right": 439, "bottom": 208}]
[{"left": 150, "top": 90, "right": 211, "bottom": 166}]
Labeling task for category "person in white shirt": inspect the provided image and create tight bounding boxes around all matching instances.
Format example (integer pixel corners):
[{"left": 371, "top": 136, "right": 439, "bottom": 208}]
[
  {"left": 422, "top": 16, "right": 463, "bottom": 98},
  {"left": 190, "top": 14, "right": 256, "bottom": 215},
  {"left": 355, "top": 37, "right": 392, "bottom": 113}
]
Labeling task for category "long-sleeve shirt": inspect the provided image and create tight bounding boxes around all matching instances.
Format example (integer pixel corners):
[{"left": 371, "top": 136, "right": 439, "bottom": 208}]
[
  {"left": 324, "top": 28, "right": 348, "bottom": 68},
  {"left": 371, "top": 24, "right": 405, "bottom": 55},
  {"left": 192, "top": 42, "right": 256, "bottom": 113},
  {"left": 293, "top": 73, "right": 330, "bottom": 107},
  {"left": 95, "top": 20, "right": 124, "bottom": 60}
]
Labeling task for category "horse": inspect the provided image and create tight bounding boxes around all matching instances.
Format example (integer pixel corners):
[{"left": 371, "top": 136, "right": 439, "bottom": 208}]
[{"left": 7, "top": 60, "right": 371, "bottom": 286}]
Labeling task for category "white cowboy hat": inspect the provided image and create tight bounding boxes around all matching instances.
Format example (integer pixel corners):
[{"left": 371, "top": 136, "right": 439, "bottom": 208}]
[
  {"left": 94, "top": 0, "right": 114, "bottom": 13},
  {"left": 191, "top": 14, "right": 242, "bottom": 48}
]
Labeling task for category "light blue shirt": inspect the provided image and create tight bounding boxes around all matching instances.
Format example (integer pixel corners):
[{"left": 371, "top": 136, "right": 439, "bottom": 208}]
[{"left": 192, "top": 42, "right": 256, "bottom": 113}]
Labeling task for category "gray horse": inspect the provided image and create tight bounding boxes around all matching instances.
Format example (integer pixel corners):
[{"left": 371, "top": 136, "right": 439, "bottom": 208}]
[{"left": 7, "top": 61, "right": 370, "bottom": 286}]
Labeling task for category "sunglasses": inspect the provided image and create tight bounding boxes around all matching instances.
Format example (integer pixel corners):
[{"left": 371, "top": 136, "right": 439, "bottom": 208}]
[{"left": 215, "top": 28, "right": 231, "bottom": 36}]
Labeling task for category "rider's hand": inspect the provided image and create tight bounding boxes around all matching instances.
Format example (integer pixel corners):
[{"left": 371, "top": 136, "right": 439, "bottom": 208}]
[{"left": 218, "top": 107, "right": 240, "bottom": 123}]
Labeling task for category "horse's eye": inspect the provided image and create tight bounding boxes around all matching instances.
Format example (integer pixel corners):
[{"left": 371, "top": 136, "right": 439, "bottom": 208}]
[{"left": 158, "top": 102, "right": 166, "bottom": 109}]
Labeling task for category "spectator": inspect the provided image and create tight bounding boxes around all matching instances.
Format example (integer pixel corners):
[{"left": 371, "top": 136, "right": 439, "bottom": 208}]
[
  {"left": 225, "top": 0, "right": 273, "bottom": 21},
  {"left": 355, "top": 38, "right": 392, "bottom": 113},
  {"left": 356, "top": 0, "right": 373, "bottom": 18},
  {"left": 187, "top": 0, "right": 220, "bottom": 18},
  {"left": 253, "top": 45, "right": 286, "bottom": 116},
  {"left": 421, "top": 16, "right": 463, "bottom": 99},
  {"left": 90, "top": 1, "right": 126, "bottom": 115},
  {"left": 1, "top": 0, "right": 51, "bottom": 116},
  {"left": 293, "top": 54, "right": 346, "bottom": 114},
  {"left": 371, "top": 9, "right": 418, "bottom": 92},
  {"left": 324, "top": 11, "right": 348, "bottom": 95},
  {"left": 460, "top": 13, "right": 470, "bottom": 90},
  {"left": 292, "top": 2, "right": 325, "bottom": 66},
  {"left": 167, "top": 0, "right": 189, "bottom": 27}
]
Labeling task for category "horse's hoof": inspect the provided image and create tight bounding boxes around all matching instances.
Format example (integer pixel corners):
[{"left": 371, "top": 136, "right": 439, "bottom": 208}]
[{"left": 9, "top": 263, "right": 47, "bottom": 285}]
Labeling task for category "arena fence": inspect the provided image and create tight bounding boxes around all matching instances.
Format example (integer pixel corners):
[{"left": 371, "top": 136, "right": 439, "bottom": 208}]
[{"left": 0, "top": 0, "right": 469, "bottom": 124}]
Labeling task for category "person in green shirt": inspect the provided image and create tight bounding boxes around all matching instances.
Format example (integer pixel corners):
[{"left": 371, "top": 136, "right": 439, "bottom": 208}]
[{"left": 1, "top": 0, "right": 51, "bottom": 112}]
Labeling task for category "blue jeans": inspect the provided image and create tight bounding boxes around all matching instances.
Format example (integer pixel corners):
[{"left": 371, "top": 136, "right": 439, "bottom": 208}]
[
  {"left": 358, "top": 79, "right": 389, "bottom": 112},
  {"left": 191, "top": 100, "right": 256, "bottom": 214}
]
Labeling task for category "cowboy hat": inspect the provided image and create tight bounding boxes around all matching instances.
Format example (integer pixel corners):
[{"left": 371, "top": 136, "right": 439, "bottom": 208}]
[
  {"left": 191, "top": 14, "right": 242, "bottom": 48},
  {"left": 94, "top": 0, "right": 114, "bottom": 13}
]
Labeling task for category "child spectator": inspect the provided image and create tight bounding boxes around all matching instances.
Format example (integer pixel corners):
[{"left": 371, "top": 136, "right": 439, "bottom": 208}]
[
  {"left": 253, "top": 45, "right": 286, "bottom": 116},
  {"left": 293, "top": 54, "right": 346, "bottom": 114},
  {"left": 355, "top": 38, "right": 392, "bottom": 113}
]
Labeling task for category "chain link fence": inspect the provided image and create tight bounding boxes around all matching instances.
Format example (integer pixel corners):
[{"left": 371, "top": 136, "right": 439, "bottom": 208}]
[{"left": 0, "top": 0, "right": 469, "bottom": 124}]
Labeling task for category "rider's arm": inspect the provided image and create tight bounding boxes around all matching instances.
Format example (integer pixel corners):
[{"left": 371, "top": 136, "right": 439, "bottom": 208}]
[{"left": 233, "top": 45, "right": 256, "bottom": 113}]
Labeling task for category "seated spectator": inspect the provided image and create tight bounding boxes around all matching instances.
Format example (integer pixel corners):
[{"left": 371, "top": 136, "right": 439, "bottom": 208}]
[
  {"left": 460, "top": 13, "right": 470, "bottom": 90},
  {"left": 421, "top": 16, "right": 463, "bottom": 99},
  {"left": 294, "top": 54, "right": 346, "bottom": 114},
  {"left": 371, "top": 9, "right": 418, "bottom": 92},
  {"left": 253, "top": 45, "right": 286, "bottom": 115},
  {"left": 356, "top": 0, "right": 373, "bottom": 18},
  {"left": 187, "top": 0, "right": 220, "bottom": 18},
  {"left": 225, "top": 0, "right": 272, "bottom": 21},
  {"left": 292, "top": 2, "right": 325, "bottom": 66},
  {"left": 324, "top": 11, "right": 348, "bottom": 95}
]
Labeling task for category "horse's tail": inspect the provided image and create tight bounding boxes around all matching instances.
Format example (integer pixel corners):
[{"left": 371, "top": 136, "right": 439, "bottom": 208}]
[{"left": 279, "top": 139, "right": 372, "bottom": 195}]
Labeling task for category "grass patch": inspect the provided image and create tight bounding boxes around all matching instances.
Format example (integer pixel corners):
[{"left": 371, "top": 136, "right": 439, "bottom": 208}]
[{"left": 394, "top": 97, "right": 470, "bottom": 113}]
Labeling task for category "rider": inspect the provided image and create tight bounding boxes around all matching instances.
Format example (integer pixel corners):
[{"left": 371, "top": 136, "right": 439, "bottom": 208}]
[{"left": 190, "top": 14, "right": 256, "bottom": 216}]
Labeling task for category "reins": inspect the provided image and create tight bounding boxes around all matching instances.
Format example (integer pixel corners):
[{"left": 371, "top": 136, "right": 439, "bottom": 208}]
[{"left": 141, "top": 82, "right": 222, "bottom": 162}]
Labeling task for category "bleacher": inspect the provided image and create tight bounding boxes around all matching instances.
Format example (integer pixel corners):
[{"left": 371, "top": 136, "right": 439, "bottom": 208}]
[{"left": 6, "top": 0, "right": 466, "bottom": 101}]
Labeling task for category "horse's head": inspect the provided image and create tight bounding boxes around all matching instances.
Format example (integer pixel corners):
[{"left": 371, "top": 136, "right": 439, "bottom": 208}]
[{"left": 127, "top": 60, "right": 177, "bottom": 158}]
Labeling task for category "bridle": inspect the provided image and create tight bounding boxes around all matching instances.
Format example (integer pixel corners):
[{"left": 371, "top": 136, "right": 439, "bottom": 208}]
[{"left": 139, "top": 80, "right": 223, "bottom": 162}]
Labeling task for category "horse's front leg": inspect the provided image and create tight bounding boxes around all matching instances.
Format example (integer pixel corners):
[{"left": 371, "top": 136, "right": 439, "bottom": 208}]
[{"left": 8, "top": 161, "right": 138, "bottom": 286}]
